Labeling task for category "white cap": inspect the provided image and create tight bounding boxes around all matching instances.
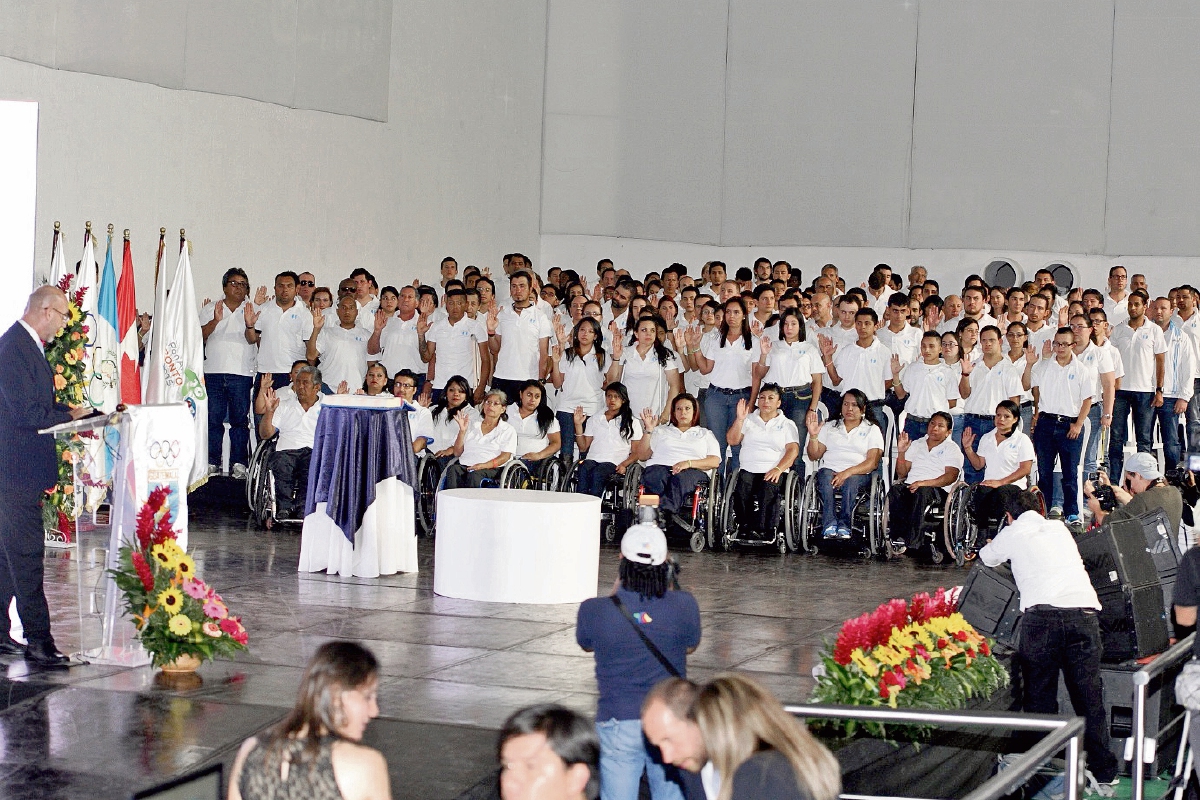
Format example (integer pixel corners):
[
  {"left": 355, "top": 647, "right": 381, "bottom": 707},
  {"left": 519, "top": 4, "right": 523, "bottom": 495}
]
[
  {"left": 1124, "top": 452, "right": 1163, "bottom": 481},
  {"left": 621, "top": 525, "right": 668, "bottom": 566}
]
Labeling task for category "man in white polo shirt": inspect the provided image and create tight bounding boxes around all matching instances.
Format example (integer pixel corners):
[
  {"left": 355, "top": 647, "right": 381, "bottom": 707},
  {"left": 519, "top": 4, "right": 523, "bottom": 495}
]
[
  {"left": 199, "top": 267, "right": 256, "bottom": 478},
  {"left": 488, "top": 271, "right": 552, "bottom": 402},
  {"left": 246, "top": 270, "right": 314, "bottom": 407},
  {"left": 425, "top": 289, "right": 490, "bottom": 404},
  {"left": 893, "top": 331, "right": 959, "bottom": 443},
  {"left": 958, "top": 325, "right": 1022, "bottom": 484},
  {"left": 890, "top": 411, "right": 962, "bottom": 553},
  {"left": 368, "top": 285, "right": 428, "bottom": 393},
  {"left": 1105, "top": 265, "right": 1130, "bottom": 327},
  {"left": 306, "top": 295, "right": 372, "bottom": 393},
  {"left": 258, "top": 365, "right": 323, "bottom": 527},
  {"left": 820, "top": 306, "right": 891, "bottom": 432},
  {"left": 1108, "top": 290, "right": 1166, "bottom": 481}
]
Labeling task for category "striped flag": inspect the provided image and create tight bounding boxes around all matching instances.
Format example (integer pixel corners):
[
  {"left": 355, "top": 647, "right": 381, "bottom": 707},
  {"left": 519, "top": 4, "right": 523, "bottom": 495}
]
[
  {"left": 91, "top": 233, "right": 120, "bottom": 413},
  {"left": 116, "top": 234, "right": 141, "bottom": 404},
  {"left": 48, "top": 227, "right": 68, "bottom": 286}
]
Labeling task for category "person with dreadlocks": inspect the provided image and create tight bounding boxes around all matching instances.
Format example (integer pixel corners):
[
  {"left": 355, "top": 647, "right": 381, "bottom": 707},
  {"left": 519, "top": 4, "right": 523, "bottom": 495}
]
[{"left": 576, "top": 524, "right": 701, "bottom": 800}]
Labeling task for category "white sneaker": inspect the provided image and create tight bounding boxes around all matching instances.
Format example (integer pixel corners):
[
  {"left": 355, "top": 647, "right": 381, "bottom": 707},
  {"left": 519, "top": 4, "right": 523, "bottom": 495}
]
[
  {"left": 231, "top": 463, "right": 248, "bottom": 480},
  {"left": 207, "top": 464, "right": 222, "bottom": 476}
]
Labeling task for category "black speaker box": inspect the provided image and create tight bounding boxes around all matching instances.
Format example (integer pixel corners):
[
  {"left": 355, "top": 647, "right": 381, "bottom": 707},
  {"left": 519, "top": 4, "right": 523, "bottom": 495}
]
[
  {"left": 1137, "top": 508, "right": 1181, "bottom": 595},
  {"left": 958, "top": 563, "right": 1022, "bottom": 650},
  {"left": 1095, "top": 584, "right": 1169, "bottom": 662},
  {"left": 1077, "top": 516, "right": 1162, "bottom": 592}
]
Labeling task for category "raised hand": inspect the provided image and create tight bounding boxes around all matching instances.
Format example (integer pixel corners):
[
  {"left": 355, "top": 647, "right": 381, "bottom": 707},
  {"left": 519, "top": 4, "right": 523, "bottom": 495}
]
[
  {"left": 1024, "top": 343, "right": 1036, "bottom": 363},
  {"left": 137, "top": 312, "right": 152, "bottom": 334},
  {"left": 640, "top": 408, "right": 658, "bottom": 433},
  {"left": 482, "top": 266, "right": 492, "bottom": 278},
  {"left": 818, "top": 334, "right": 836, "bottom": 360},
  {"left": 259, "top": 373, "right": 272, "bottom": 392},
  {"left": 553, "top": 318, "right": 568, "bottom": 345},
  {"left": 592, "top": 283, "right": 603, "bottom": 301},
  {"left": 805, "top": 413, "right": 822, "bottom": 438},
  {"left": 551, "top": 342, "right": 563, "bottom": 361},
  {"left": 673, "top": 327, "right": 687, "bottom": 352},
  {"left": 759, "top": 336, "right": 772, "bottom": 356},
  {"left": 419, "top": 382, "right": 432, "bottom": 407},
  {"left": 611, "top": 334, "right": 623, "bottom": 360},
  {"left": 311, "top": 305, "right": 325, "bottom": 332},
  {"left": 336, "top": 381, "right": 349, "bottom": 394},
  {"left": 960, "top": 356, "right": 975, "bottom": 376},
  {"left": 961, "top": 427, "right": 976, "bottom": 450},
  {"left": 411, "top": 278, "right": 421, "bottom": 288},
  {"left": 890, "top": 353, "right": 901, "bottom": 378},
  {"left": 254, "top": 286, "right": 268, "bottom": 305},
  {"left": 573, "top": 406, "right": 586, "bottom": 429},
  {"left": 244, "top": 303, "right": 260, "bottom": 329},
  {"left": 735, "top": 398, "right": 749, "bottom": 420},
  {"left": 750, "top": 319, "right": 763, "bottom": 337},
  {"left": 1041, "top": 338, "right": 1052, "bottom": 359},
  {"left": 486, "top": 306, "right": 500, "bottom": 335},
  {"left": 455, "top": 408, "right": 470, "bottom": 432},
  {"left": 212, "top": 299, "right": 224, "bottom": 321},
  {"left": 416, "top": 314, "right": 431, "bottom": 336},
  {"left": 897, "top": 431, "right": 910, "bottom": 455},
  {"left": 685, "top": 326, "right": 703, "bottom": 349},
  {"left": 263, "top": 385, "right": 279, "bottom": 412},
  {"left": 578, "top": 276, "right": 589, "bottom": 295},
  {"left": 374, "top": 307, "right": 389, "bottom": 331}
]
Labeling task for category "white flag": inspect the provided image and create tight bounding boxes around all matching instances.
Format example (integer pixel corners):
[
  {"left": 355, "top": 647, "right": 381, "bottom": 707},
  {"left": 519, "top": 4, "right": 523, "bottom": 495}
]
[
  {"left": 141, "top": 234, "right": 169, "bottom": 400},
  {"left": 77, "top": 231, "right": 98, "bottom": 361},
  {"left": 144, "top": 242, "right": 209, "bottom": 490},
  {"left": 48, "top": 229, "right": 68, "bottom": 287}
]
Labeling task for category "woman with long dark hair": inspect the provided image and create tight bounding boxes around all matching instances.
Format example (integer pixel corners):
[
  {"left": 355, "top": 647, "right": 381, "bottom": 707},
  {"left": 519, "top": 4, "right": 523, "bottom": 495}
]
[
  {"left": 549, "top": 316, "right": 606, "bottom": 462},
  {"left": 639, "top": 394, "right": 721, "bottom": 519},
  {"left": 573, "top": 382, "right": 647, "bottom": 497},
  {"left": 962, "top": 399, "right": 1035, "bottom": 524},
  {"left": 508, "top": 379, "right": 562, "bottom": 477},
  {"left": 806, "top": 389, "right": 884, "bottom": 540},
  {"left": 607, "top": 315, "right": 683, "bottom": 424},
  {"left": 753, "top": 308, "right": 822, "bottom": 479},
  {"left": 229, "top": 641, "right": 390, "bottom": 800},
  {"left": 1004, "top": 321, "right": 1035, "bottom": 432},
  {"left": 428, "top": 375, "right": 478, "bottom": 462},
  {"left": 684, "top": 297, "right": 761, "bottom": 471}
]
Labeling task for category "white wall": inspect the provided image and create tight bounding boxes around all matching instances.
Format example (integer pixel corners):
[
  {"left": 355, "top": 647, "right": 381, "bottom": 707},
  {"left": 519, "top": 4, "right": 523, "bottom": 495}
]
[
  {"left": 0, "top": 100, "right": 37, "bottom": 331},
  {"left": 0, "top": 0, "right": 546, "bottom": 305}
]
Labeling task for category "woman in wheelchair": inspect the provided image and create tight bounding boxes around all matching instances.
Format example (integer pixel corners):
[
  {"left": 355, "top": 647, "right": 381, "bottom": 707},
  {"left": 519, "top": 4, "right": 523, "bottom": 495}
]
[
  {"left": 442, "top": 389, "right": 517, "bottom": 489},
  {"left": 428, "top": 375, "right": 479, "bottom": 466},
  {"left": 639, "top": 393, "right": 721, "bottom": 521},
  {"left": 573, "top": 382, "right": 645, "bottom": 496},
  {"left": 806, "top": 389, "right": 884, "bottom": 540},
  {"left": 358, "top": 362, "right": 392, "bottom": 396},
  {"left": 961, "top": 399, "right": 1035, "bottom": 525},
  {"left": 889, "top": 411, "right": 963, "bottom": 553},
  {"left": 507, "top": 379, "right": 562, "bottom": 480},
  {"left": 725, "top": 383, "right": 800, "bottom": 537}
]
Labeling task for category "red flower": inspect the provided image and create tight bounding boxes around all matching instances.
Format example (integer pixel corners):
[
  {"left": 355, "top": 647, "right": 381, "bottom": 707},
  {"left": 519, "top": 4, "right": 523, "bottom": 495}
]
[
  {"left": 879, "top": 668, "right": 907, "bottom": 699},
  {"left": 833, "top": 613, "right": 872, "bottom": 665},
  {"left": 980, "top": 640, "right": 991, "bottom": 656},
  {"left": 953, "top": 630, "right": 969, "bottom": 642},
  {"left": 219, "top": 618, "right": 239, "bottom": 636},
  {"left": 937, "top": 638, "right": 948, "bottom": 649},
  {"left": 131, "top": 551, "right": 154, "bottom": 592}
]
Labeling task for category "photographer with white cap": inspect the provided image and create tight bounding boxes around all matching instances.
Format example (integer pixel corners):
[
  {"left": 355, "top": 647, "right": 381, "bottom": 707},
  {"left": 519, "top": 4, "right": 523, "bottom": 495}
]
[
  {"left": 1093, "top": 451, "right": 1183, "bottom": 535},
  {"left": 576, "top": 518, "right": 702, "bottom": 800}
]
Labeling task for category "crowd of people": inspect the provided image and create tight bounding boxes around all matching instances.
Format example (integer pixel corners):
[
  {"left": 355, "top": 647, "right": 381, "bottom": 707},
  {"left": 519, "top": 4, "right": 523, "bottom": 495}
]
[{"left": 199, "top": 255, "right": 1200, "bottom": 548}]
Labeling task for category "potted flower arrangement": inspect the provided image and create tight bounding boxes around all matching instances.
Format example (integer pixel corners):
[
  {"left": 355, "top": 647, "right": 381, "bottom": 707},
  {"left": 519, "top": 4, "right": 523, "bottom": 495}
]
[
  {"left": 809, "top": 588, "right": 1012, "bottom": 796},
  {"left": 110, "top": 485, "right": 248, "bottom": 671},
  {"left": 42, "top": 275, "right": 89, "bottom": 543}
]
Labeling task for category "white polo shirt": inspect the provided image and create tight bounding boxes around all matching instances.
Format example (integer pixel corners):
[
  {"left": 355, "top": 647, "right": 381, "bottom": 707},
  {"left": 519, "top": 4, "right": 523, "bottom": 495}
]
[
  {"left": 824, "top": 323, "right": 859, "bottom": 350},
  {"left": 1105, "top": 293, "right": 1130, "bottom": 327},
  {"left": 700, "top": 334, "right": 760, "bottom": 390},
  {"left": 460, "top": 419, "right": 518, "bottom": 465},
  {"left": 831, "top": 339, "right": 890, "bottom": 401},
  {"left": 904, "top": 436, "right": 963, "bottom": 483},
  {"left": 406, "top": 402, "right": 434, "bottom": 448},
  {"left": 583, "top": 413, "right": 644, "bottom": 465},
  {"left": 620, "top": 345, "right": 681, "bottom": 420},
  {"left": 555, "top": 351, "right": 606, "bottom": 415},
  {"left": 1025, "top": 323, "right": 1056, "bottom": 356},
  {"left": 739, "top": 411, "right": 800, "bottom": 473},
  {"left": 645, "top": 425, "right": 721, "bottom": 469},
  {"left": 762, "top": 339, "right": 824, "bottom": 388},
  {"left": 961, "top": 357, "right": 1022, "bottom": 415},
  {"left": 980, "top": 510, "right": 1101, "bottom": 611},
  {"left": 1111, "top": 319, "right": 1167, "bottom": 393},
  {"left": 506, "top": 404, "right": 561, "bottom": 457},
  {"left": 200, "top": 299, "right": 256, "bottom": 376},
  {"left": 1173, "top": 310, "right": 1200, "bottom": 380},
  {"left": 494, "top": 304, "right": 552, "bottom": 382},
  {"left": 427, "top": 314, "right": 487, "bottom": 390},
  {"left": 898, "top": 361, "right": 959, "bottom": 417},
  {"left": 816, "top": 420, "right": 884, "bottom": 473},
  {"left": 355, "top": 296, "right": 380, "bottom": 329},
  {"left": 937, "top": 315, "right": 963, "bottom": 335},
  {"left": 1161, "top": 321, "right": 1196, "bottom": 401},
  {"left": 878, "top": 324, "right": 922, "bottom": 367},
  {"left": 976, "top": 429, "right": 1034, "bottom": 487},
  {"left": 255, "top": 300, "right": 313, "bottom": 374},
  {"left": 1074, "top": 341, "right": 1116, "bottom": 405},
  {"left": 429, "top": 404, "right": 480, "bottom": 454},
  {"left": 273, "top": 394, "right": 323, "bottom": 452},
  {"left": 1030, "top": 354, "right": 1096, "bottom": 417},
  {"left": 315, "top": 324, "right": 372, "bottom": 391},
  {"left": 374, "top": 312, "right": 425, "bottom": 378}
]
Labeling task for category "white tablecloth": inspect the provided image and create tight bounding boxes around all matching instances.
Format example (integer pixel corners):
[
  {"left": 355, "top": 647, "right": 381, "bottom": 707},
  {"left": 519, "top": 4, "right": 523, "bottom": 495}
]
[
  {"left": 434, "top": 488, "right": 601, "bottom": 604},
  {"left": 299, "top": 477, "right": 418, "bottom": 578}
]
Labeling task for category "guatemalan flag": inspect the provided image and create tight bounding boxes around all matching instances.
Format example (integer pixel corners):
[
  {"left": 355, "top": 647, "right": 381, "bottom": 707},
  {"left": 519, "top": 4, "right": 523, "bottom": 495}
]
[
  {"left": 116, "top": 235, "right": 141, "bottom": 404},
  {"left": 91, "top": 234, "right": 121, "bottom": 414},
  {"left": 48, "top": 227, "right": 68, "bottom": 287}
]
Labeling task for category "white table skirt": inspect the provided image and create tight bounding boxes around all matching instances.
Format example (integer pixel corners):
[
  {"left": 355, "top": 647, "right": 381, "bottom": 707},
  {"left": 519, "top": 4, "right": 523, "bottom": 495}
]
[
  {"left": 434, "top": 488, "right": 600, "bottom": 604},
  {"left": 299, "top": 477, "right": 418, "bottom": 578}
]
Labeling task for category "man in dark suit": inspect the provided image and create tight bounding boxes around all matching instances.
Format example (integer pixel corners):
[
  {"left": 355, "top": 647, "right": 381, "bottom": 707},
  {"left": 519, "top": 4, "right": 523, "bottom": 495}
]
[{"left": 0, "top": 286, "right": 89, "bottom": 666}]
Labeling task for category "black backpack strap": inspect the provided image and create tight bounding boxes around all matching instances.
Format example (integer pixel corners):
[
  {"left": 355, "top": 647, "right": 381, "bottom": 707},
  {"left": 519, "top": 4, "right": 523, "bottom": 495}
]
[{"left": 610, "top": 594, "right": 682, "bottom": 679}]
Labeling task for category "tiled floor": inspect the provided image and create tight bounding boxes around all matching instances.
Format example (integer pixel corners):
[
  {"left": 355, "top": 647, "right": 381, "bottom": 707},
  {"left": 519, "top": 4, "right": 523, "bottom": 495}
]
[{"left": 0, "top": 478, "right": 958, "bottom": 799}]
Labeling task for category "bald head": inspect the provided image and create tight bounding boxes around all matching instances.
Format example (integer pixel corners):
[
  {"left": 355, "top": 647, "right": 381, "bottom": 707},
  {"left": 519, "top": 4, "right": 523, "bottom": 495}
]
[{"left": 24, "top": 286, "right": 70, "bottom": 341}]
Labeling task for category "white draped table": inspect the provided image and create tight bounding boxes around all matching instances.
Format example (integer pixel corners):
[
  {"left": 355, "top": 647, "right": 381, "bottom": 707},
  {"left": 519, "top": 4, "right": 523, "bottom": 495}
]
[
  {"left": 299, "top": 478, "right": 418, "bottom": 578},
  {"left": 433, "top": 488, "right": 600, "bottom": 604}
]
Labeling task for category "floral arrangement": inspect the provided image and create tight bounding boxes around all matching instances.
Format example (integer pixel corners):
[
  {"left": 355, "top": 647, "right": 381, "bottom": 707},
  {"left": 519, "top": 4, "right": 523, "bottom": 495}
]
[
  {"left": 810, "top": 588, "right": 1008, "bottom": 740},
  {"left": 110, "top": 486, "right": 249, "bottom": 668},
  {"left": 41, "top": 275, "right": 89, "bottom": 538}
]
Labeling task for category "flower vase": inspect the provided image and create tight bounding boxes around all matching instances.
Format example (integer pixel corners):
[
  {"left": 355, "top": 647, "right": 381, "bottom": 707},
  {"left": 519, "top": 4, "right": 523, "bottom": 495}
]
[{"left": 159, "top": 653, "right": 202, "bottom": 674}]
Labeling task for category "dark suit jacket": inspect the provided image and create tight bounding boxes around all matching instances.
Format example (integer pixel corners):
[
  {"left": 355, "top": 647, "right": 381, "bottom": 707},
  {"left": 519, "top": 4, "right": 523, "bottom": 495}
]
[{"left": 0, "top": 322, "right": 73, "bottom": 492}]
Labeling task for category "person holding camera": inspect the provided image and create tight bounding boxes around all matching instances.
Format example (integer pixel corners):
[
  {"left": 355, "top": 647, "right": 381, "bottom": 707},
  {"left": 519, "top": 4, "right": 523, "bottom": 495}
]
[{"left": 1086, "top": 452, "right": 1183, "bottom": 535}]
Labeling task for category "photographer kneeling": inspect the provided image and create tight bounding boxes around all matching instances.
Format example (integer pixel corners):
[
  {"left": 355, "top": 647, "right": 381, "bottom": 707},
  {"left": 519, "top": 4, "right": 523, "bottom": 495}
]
[{"left": 1086, "top": 452, "right": 1183, "bottom": 536}]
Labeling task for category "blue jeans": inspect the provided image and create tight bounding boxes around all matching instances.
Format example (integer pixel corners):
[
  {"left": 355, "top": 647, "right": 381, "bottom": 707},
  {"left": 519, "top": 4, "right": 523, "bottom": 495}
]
[
  {"left": 1082, "top": 404, "right": 1103, "bottom": 477},
  {"left": 961, "top": 413, "right": 996, "bottom": 484},
  {"left": 1156, "top": 400, "right": 1185, "bottom": 470},
  {"left": 557, "top": 410, "right": 580, "bottom": 463},
  {"left": 816, "top": 468, "right": 870, "bottom": 530},
  {"left": 641, "top": 465, "right": 708, "bottom": 515},
  {"left": 779, "top": 385, "right": 812, "bottom": 480},
  {"left": 702, "top": 387, "right": 748, "bottom": 472},
  {"left": 902, "top": 414, "right": 929, "bottom": 445},
  {"left": 1033, "top": 414, "right": 1084, "bottom": 518},
  {"left": 207, "top": 373, "right": 253, "bottom": 467},
  {"left": 1109, "top": 390, "right": 1155, "bottom": 481},
  {"left": 596, "top": 718, "right": 683, "bottom": 800},
  {"left": 577, "top": 460, "right": 617, "bottom": 497}
]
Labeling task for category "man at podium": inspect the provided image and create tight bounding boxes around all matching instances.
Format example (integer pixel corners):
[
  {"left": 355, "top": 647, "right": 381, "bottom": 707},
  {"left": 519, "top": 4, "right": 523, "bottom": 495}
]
[{"left": 0, "top": 287, "right": 90, "bottom": 667}]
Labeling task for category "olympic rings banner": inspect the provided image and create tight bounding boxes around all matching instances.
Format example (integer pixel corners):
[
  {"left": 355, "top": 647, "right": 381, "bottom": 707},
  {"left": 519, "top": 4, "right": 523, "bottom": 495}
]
[{"left": 111, "top": 404, "right": 194, "bottom": 552}]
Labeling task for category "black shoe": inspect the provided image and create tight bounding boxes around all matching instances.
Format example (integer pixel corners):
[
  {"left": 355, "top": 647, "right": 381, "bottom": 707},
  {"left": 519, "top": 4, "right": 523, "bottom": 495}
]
[
  {"left": 25, "top": 640, "right": 69, "bottom": 668},
  {"left": 0, "top": 637, "right": 25, "bottom": 657}
]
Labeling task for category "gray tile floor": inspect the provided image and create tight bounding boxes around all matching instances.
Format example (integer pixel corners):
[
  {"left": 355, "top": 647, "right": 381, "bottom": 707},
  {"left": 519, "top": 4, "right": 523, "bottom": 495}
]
[{"left": 0, "top": 480, "right": 960, "bottom": 799}]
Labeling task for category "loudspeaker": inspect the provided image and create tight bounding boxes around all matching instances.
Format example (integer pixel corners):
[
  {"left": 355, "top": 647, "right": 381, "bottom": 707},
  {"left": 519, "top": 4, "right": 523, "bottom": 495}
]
[
  {"left": 1095, "top": 584, "right": 1169, "bottom": 662},
  {"left": 958, "top": 563, "right": 1022, "bottom": 650},
  {"left": 1136, "top": 509, "right": 1181, "bottom": 611},
  {"left": 1077, "top": 516, "right": 1162, "bottom": 592}
]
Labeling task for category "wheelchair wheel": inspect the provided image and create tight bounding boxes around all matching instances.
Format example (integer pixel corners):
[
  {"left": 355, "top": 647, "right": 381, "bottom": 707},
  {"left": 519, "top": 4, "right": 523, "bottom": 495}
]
[
  {"left": 943, "top": 483, "right": 974, "bottom": 567},
  {"left": 416, "top": 455, "right": 441, "bottom": 537},
  {"left": 866, "top": 473, "right": 886, "bottom": 558},
  {"left": 1029, "top": 486, "right": 1047, "bottom": 515},
  {"left": 783, "top": 472, "right": 803, "bottom": 553},
  {"left": 500, "top": 460, "right": 533, "bottom": 489},
  {"left": 719, "top": 469, "right": 741, "bottom": 551},
  {"left": 878, "top": 485, "right": 902, "bottom": 560},
  {"left": 798, "top": 475, "right": 820, "bottom": 555},
  {"left": 624, "top": 462, "right": 644, "bottom": 510},
  {"left": 245, "top": 436, "right": 276, "bottom": 511},
  {"left": 563, "top": 460, "right": 580, "bottom": 493},
  {"left": 540, "top": 456, "right": 567, "bottom": 491},
  {"left": 253, "top": 461, "right": 275, "bottom": 527},
  {"left": 701, "top": 472, "right": 721, "bottom": 552}
]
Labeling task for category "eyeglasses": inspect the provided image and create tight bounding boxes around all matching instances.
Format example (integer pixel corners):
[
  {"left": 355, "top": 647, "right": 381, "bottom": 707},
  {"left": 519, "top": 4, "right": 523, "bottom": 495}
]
[
  {"left": 51, "top": 307, "right": 70, "bottom": 321},
  {"left": 227, "top": 281, "right": 249, "bottom": 288},
  {"left": 396, "top": 383, "right": 416, "bottom": 390},
  {"left": 299, "top": 280, "right": 315, "bottom": 287},
  {"left": 1053, "top": 341, "right": 1072, "bottom": 348}
]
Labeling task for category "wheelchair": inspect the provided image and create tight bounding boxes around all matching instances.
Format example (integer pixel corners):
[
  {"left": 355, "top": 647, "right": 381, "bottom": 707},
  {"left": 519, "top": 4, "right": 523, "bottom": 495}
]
[
  {"left": 887, "top": 482, "right": 956, "bottom": 564},
  {"left": 629, "top": 462, "right": 721, "bottom": 554},
  {"left": 521, "top": 453, "right": 570, "bottom": 491},
  {"left": 563, "top": 459, "right": 641, "bottom": 544},
  {"left": 718, "top": 468, "right": 802, "bottom": 554},
  {"left": 437, "top": 456, "right": 534, "bottom": 491},
  {"left": 942, "top": 481, "right": 1045, "bottom": 566},
  {"left": 245, "top": 434, "right": 305, "bottom": 528},
  {"left": 798, "top": 470, "right": 887, "bottom": 558},
  {"left": 415, "top": 451, "right": 445, "bottom": 536}
]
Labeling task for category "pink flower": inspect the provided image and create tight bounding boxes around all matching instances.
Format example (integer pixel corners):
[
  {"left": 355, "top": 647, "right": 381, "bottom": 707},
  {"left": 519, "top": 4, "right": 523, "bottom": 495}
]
[
  {"left": 182, "top": 578, "right": 208, "bottom": 600},
  {"left": 203, "top": 600, "right": 228, "bottom": 619},
  {"left": 219, "top": 618, "right": 239, "bottom": 636},
  {"left": 201, "top": 621, "right": 222, "bottom": 638},
  {"left": 231, "top": 629, "right": 249, "bottom": 646}
]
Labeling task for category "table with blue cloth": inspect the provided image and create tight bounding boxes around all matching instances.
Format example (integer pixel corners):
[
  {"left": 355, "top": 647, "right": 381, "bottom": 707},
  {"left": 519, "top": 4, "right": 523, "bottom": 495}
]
[{"left": 298, "top": 399, "right": 419, "bottom": 578}]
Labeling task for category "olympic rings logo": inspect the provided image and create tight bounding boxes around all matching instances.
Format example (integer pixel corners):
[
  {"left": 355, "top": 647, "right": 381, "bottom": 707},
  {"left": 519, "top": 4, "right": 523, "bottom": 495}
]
[{"left": 149, "top": 440, "right": 182, "bottom": 466}]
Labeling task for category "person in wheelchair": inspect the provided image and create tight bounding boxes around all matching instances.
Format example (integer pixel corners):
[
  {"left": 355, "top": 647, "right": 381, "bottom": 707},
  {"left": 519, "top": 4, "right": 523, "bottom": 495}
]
[
  {"left": 357, "top": 361, "right": 392, "bottom": 396},
  {"left": 725, "top": 383, "right": 800, "bottom": 538},
  {"left": 960, "top": 399, "right": 1035, "bottom": 526},
  {"left": 805, "top": 388, "right": 884, "bottom": 540},
  {"left": 258, "top": 365, "right": 324, "bottom": 528},
  {"left": 573, "top": 382, "right": 645, "bottom": 496},
  {"left": 442, "top": 389, "right": 517, "bottom": 489},
  {"left": 639, "top": 393, "right": 721, "bottom": 523},
  {"left": 392, "top": 368, "right": 434, "bottom": 455},
  {"left": 507, "top": 379, "right": 562, "bottom": 483},
  {"left": 889, "top": 411, "right": 963, "bottom": 554},
  {"left": 428, "top": 375, "right": 479, "bottom": 468}
]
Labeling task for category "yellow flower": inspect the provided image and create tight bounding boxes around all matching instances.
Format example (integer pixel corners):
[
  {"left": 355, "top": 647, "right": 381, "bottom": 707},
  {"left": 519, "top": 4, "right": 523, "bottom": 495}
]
[
  {"left": 157, "top": 587, "right": 184, "bottom": 612},
  {"left": 174, "top": 555, "right": 196, "bottom": 579},
  {"left": 850, "top": 648, "right": 880, "bottom": 677},
  {"left": 167, "top": 614, "right": 191, "bottom": 636},
  {"left": 150, "top": 544, "right": 179, "bottom": 569},
  {"left": 54, "top": 374, "right": 67, "bottom": 390}
]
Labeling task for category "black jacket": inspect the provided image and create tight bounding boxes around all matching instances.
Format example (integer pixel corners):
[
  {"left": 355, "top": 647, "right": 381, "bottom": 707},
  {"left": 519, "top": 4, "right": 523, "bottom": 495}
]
[{"left": 0, "top": 322, "right": 73, "bottom": 492}]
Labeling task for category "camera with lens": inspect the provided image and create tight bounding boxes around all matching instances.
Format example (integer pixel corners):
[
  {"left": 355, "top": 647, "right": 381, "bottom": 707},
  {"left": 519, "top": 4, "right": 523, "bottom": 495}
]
[{"left": 1090, "top": 482, "right": 1118, "bottom": 513}]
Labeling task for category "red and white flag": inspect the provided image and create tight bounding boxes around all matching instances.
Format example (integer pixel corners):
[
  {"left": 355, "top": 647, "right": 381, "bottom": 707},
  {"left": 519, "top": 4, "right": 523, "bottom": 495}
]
[{"left": 116, "top": 235, "right": 141, "bottom": 404}]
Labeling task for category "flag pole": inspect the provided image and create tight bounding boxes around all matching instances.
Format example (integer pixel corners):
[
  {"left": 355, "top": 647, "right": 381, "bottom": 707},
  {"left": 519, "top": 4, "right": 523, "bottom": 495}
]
[
  {"left": 51, "top": 220, "right": 59, "bottom": 263},
  {"left": 155, "top": 227, "right": 165, "bottom": 285}
]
